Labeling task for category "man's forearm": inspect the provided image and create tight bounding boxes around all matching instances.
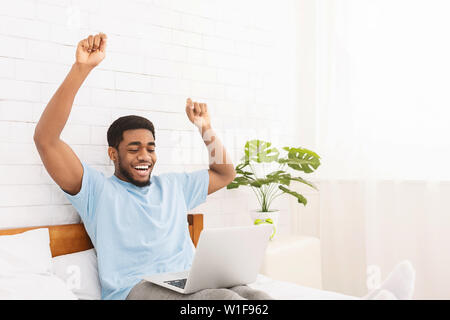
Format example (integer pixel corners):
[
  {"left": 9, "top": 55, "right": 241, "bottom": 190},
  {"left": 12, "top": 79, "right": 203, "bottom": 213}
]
[
  {"left": 200, "top": 125, "right": 235, "bottom": 177},
  {"left": 34, "top": 63, "right": 92, "bottom": 144}
]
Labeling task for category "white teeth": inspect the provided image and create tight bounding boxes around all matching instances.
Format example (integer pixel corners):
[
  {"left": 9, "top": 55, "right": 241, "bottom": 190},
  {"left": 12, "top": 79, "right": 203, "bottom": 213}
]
[{"left": 135, "top": 165, "right": 150, "bottom": 170}]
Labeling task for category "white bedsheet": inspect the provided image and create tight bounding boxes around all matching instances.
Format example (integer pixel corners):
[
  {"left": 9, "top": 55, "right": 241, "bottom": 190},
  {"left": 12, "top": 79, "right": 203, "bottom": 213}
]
[
  {"left": 0, "top": 273, "right": 78, "bottom": 300},
  {"left": 250, "top": 274, "right": 359, "bottom": 300},
  {"left": 0, "top": 272, "right": 359, "bottom": 300}
]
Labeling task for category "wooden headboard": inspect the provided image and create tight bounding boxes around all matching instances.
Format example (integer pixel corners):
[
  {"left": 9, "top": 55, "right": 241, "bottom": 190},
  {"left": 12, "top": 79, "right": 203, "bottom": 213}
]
[{"left": 0, "top": 213, "right": 204, "bottom": 257}]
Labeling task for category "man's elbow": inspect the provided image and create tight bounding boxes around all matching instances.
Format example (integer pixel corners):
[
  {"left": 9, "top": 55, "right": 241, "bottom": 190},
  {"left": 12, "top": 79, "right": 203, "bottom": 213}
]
[
  {"left": 33, "top": 132, "right": 48, "bottom": 150},
  {"left": 33, "top": 128, "right": 58, "bottom": 149},
  {"left": 33, "top": 130, "right": 43, "bottom": 148}
]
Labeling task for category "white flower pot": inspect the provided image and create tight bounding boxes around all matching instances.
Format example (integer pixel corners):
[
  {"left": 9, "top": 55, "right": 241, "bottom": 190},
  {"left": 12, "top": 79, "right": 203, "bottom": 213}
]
[{"left": 250, "top": 209, "right": 280, "bottom": 240}]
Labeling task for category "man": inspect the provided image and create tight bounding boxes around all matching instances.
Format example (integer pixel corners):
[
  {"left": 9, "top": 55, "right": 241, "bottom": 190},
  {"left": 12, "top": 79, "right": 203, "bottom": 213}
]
[{"left": 33, "top": 33, "right": 272, "bottom": 300}]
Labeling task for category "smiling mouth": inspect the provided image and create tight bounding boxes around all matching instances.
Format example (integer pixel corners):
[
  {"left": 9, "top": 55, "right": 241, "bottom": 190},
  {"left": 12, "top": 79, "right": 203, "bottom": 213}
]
[{"left": 133, "top": 164, "right": 152, "bottom": 177}]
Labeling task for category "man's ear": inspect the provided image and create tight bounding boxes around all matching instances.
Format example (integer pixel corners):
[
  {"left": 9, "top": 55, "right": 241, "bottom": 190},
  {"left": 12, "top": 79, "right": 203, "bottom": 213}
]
[{"left": 108, "top": 146, "right": 117, "bottom": 162}]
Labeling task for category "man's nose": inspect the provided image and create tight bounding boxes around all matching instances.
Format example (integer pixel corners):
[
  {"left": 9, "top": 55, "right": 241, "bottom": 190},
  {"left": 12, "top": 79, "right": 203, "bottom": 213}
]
[{"left": 136, "top": 149, "right": 151, "bottom": 161}]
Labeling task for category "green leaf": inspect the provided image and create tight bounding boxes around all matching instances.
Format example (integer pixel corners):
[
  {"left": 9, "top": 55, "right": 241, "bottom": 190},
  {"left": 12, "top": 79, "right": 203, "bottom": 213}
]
[
  {"left": 278, "top": 185, "right": 307, "bottom": 206},
  {"left": 250, "top": 178, "right": 273, "bottom": 187},
  {"left": 267, "top": 170, "right": 285, "bottom": 175},
  {"left": 266, "top": 170, "right": 291, "bottom": 186},
  {"left": 236, "top": 167, "right": 254, "bottom": 176},
  {"left": 226, "top": 182, "right": 240, "bottom": 189},
  {"left": 279, "top": 147, "right": 321, "bottom": 173},
  {"left": 236, "top": 162, "right": 250, "bottom": 171},
  {"left": 290, "top": 177, "right": 318, "bottom": 190},
  {"left": 250, "top": 180, "right": 264, "bottom": 188},
  {"left": 234, "top": 176, "right": 252, "bottom": 184},
  {"left": 244, "top": 140, "right": 279, "bottom": 163},
  {"left": 226, "top": 175, "right": 253, "bottom": 189}
]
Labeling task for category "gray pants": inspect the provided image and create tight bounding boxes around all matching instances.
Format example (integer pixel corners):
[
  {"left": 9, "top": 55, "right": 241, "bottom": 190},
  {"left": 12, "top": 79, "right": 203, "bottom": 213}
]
[{"left": 126, "top": 280, "right": 274, "bottom": 300}]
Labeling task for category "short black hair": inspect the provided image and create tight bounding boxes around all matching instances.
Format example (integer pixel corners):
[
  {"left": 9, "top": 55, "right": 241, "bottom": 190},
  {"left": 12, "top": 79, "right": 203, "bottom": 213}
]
[{"left": 107, "top": 115, "right": 155, "bottom": 150}]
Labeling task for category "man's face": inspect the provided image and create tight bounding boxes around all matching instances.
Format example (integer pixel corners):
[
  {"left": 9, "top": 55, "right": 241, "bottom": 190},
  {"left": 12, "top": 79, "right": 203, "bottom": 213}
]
[{"left": 109, "top": 129, "right": 157, "bottom": 187}]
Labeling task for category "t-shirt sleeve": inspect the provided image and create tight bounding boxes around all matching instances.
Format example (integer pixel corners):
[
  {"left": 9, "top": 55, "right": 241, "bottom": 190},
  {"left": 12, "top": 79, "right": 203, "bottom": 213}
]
[
  {"left": 175, "top": 169, "right": 210, "bottom": 211},
  {"left": 62, "top": 162, "right": 105, "bottom": 224}
]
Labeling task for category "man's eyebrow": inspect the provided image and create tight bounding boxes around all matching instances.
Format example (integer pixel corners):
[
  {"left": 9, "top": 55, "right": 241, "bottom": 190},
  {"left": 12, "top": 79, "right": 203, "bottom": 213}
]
[{"left": 126, "top": 141, "right": 156, "bottom": 147}]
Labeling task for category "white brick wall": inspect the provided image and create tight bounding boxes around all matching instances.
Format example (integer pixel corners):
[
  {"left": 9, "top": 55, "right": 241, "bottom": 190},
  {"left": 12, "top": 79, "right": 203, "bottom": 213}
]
[{"left": 0, "top": 0, "right": 314, "bottom": 233}]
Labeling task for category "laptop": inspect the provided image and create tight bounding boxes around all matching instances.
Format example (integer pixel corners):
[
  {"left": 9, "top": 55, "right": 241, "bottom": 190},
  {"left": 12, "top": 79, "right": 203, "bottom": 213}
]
[{"left": 142, "top": 225, "right": 273, "bottom": 294}]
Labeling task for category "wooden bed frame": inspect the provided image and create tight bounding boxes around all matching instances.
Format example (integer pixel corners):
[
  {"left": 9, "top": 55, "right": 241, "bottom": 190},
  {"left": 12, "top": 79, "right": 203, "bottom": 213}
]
[{"left": 0, "top": 213, "right": 204, "bottom": 257}]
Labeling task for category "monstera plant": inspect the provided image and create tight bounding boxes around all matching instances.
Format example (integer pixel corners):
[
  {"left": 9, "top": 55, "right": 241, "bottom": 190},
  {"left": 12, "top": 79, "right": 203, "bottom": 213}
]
[{"left": 227, "top": 140, "right": 321, "bottom": 237}]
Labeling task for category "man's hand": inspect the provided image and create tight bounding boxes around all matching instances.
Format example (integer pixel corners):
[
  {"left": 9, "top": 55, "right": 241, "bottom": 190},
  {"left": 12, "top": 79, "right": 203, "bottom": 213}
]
[
  {"left": 75, "top": 33, "right": 107, "bottom": 68},
  {"left": 185, "top": 98, "right": 211, "bottom": 131}
]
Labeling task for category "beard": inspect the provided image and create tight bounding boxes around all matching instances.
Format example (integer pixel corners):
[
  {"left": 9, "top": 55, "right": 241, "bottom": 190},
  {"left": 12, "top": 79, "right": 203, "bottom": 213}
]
[{"left": 117, "top": 153, "right": 151, "bottom": 187}]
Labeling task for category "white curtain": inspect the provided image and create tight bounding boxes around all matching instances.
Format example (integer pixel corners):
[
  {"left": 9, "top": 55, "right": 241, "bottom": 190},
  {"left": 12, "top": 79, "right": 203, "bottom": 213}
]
[{"left": 315, "top": 0, "right": 450, "bottom": 298}]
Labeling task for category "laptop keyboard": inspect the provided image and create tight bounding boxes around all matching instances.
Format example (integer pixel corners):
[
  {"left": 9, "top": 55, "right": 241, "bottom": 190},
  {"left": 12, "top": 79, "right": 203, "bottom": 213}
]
[{"left": 164, "top": 278, "right": 187, "bottom": 289}]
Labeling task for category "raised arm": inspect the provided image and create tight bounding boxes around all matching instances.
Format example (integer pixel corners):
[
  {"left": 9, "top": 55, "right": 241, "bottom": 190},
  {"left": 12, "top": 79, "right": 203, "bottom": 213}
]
[
  {"left": 33, "top": 33, "right": 107, "bottom": 195},
  {"left": 185, "top": 98, "right": 236, "bottom": 195}
]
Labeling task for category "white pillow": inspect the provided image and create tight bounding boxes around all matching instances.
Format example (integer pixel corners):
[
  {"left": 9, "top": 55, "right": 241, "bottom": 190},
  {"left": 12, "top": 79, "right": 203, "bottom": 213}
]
[
  {"left": 0, "top": 273, "right": 78, "bottom": 300},
  {"left": 0, "top": 228, "right": 53, "bottom": 275},
  {"left": 52, "top": 248, "right": 102, "bottom": 300}
]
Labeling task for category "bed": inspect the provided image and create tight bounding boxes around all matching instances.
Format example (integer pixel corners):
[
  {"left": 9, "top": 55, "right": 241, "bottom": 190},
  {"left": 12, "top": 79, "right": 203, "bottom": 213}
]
[{"left": 0, "top": 213, "right": 357, "bottom": 300}]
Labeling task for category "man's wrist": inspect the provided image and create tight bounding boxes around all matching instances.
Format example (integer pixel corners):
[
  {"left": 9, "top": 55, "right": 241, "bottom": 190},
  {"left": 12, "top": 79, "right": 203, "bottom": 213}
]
[
  {"left": 198, "top": 124, "right": 212, "bottom": 136},
  {"left": 200, "top": 124, "right": 212, "bottom": 131},
  {"left": 72, "top": 62, "right": 94, "bottom": 76}
]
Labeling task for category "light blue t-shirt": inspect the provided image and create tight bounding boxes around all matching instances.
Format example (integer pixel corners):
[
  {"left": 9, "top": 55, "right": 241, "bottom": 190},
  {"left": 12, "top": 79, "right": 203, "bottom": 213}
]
[{"left": 63, "top": 162, "right": 209, "bottom": 300}]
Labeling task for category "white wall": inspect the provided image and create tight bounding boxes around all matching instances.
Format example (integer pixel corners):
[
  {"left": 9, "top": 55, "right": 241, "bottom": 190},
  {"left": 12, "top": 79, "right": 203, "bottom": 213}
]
[{"left": 0, "top": 0, "right": 314, "bottom": 234}]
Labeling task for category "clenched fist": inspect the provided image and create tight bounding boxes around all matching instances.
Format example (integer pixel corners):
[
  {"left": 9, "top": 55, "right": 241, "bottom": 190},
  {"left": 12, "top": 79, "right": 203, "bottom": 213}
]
[
  {"left": 76, "top": 33, "right": 107, "bottom": 68},
  {"left": 186, "top": 98, "right": 211, "bottom": 131}
]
